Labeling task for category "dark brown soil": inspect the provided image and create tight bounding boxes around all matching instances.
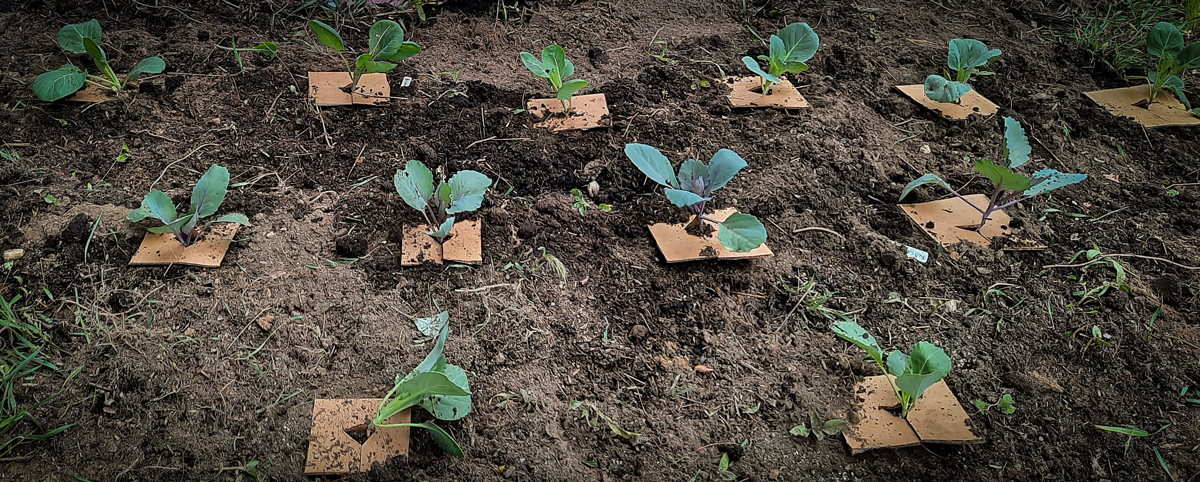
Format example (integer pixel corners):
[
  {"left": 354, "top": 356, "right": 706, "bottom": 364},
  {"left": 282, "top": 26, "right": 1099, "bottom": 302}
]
[{"left": 1, "top": 0, "right": 1198, "bottom": 481}]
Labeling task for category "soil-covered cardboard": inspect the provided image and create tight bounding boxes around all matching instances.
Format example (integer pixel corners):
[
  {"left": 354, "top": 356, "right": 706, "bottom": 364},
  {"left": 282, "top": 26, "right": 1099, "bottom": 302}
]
[
  {"left": 895, "top": 84, "right": 998, "bottom": 120},
  {"left": 401, "top": 220, "right": 482, "bottom": 266},
  {"left": 1085, "top": 85, "right": 1200, "bottom": 128},
  {"left": 128, "top": 223, "right": 240, "bottom": 267},
  {"left": 899, "top": 194, "right": 1044, "bottom": 251},
  {"left": 308, "top": 72, "right": 390, "bottom": 106},
  {"left": 305, "top": 399, "right": 410, "bottom": 475},
  {"left": 725, "top": 76, "right": 810, "bottom": 109},
  {"left": 647, "top": 208, "right": 772, "bottom": 263},
  {"left": 527, "top": 94, "right": 610, "bottom": 131},
  {"left": 844, "top": 375, "right": 981, "bottom": 454}
]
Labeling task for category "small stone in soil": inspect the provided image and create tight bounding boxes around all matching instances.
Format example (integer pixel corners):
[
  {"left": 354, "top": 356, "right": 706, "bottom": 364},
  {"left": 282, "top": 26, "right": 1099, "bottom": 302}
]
[{"left": 630, "top": 324, "right": 649, "bottom": 341}]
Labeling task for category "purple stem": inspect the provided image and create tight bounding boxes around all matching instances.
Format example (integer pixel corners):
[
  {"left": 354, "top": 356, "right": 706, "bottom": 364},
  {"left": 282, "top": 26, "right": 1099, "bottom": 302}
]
[{"left": 974, "top": 182, "right": 1007, "bottom": 232}]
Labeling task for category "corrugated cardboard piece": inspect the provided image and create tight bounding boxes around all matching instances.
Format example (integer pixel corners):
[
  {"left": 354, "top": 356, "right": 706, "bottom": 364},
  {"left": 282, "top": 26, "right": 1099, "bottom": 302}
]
[
  {"left": 647, "top": 208, "right": 772, "bottom": 263},
  {"left": 129, "top": 223, "right": 240, "bottom": 267},
  {"left": 527, "top": 94, "right": 609, "bottom": 131},
  {"left": 844, "top": 375, "right": 982, "bottom": 454},
  {"left": 305, "top": 399, "right": 411, "bottom": 475},
  {"left": 899, "top": 194, "right": 1044, "bottom": 251},
  {"left": 1085, "top": 85, "right": 1200, "bottom": 128},
  {"left": 308, "top": 72, "right": 390, "bottom": 106},
  {"left": 895, "top": 84, "right": 998, "bottom": 120},
  {"left": 401, "top": 220, "right": 482, "bottom": 266},
  {"left": 67, "top": 75, "right": 130, "bottom": 102},
  {"left": 726, "top": 76, "right": 810, "bottom": 109}
]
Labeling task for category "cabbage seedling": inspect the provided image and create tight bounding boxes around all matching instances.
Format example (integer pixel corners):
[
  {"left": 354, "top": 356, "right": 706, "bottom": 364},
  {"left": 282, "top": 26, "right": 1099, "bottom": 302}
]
[
  {"left": 33, "top": 19, "right": 165, "bottom": 102},
  {"left": 372, "top": 311, "right": 472, "bottom": 456},
  {"left": 624, "top": 144, "right": 767, "bottom": 252},
  {"left": 394, "top": 161, "right": 492, "bottom": 243},
  {"left": 740, "top": 22, "right": 819, "bottom": 95},
  {"left": 519, "top": 45, "right": 590, "bottom": 113},
  {"left": 1130, "top": 22, "right": 1200, "bottom": 115},
  {"left": 308, "top": 19, "right": 420, "bottom": 94},
  {"left": 923, "top": 39, "right": 1001, "bottom": 104},
  {"left": 831, "top": 320, "right": 951, "bottom": 419},
  {"left": 126, "top": 165, "right": 251, "bottom": 247},
  {"left": 899, "top": 117, "right": 1086, "bottom": 232}
]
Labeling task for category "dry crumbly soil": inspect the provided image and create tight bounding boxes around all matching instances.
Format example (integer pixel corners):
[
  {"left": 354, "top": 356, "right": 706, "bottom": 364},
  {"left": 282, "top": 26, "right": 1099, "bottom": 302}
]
[{"left": 0, "top": 0, "right": 1198, "bottom": 480}]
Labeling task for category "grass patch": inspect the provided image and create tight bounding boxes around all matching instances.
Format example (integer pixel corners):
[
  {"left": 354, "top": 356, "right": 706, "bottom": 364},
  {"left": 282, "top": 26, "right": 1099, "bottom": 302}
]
[
  {"left": 1, "top": 291, "right": 77, "bottom": 457},
  {"left": 1048, "top": 0, "right": 1192, "bottom": 71}
]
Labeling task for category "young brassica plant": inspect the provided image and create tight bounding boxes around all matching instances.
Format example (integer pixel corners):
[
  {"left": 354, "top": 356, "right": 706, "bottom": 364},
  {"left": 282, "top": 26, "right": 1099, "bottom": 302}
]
[
  {"left": 519, "top": 45, "right": 590, "bottom": 113},
  {"left": 923, "top": 39, "right": 1001, "bottom": 104},
  {"left": 372, "top": 311, "right": 472, "bottom": 456},
  {"left": 899, "top": 117, "right": 1086, "bottom": 232},
  {"left": 308, "top": 19, "right": 421, "bottom": 94},
  {"left": 126, "top": 165, "right": 251, "bottom": 246},
  {"left": 394, "top": 161, "right": 492, "bottom": 243},
  {"left": 831, "top": 320, "right": 951, "bottom": 419},
  {"left": 33, "top": 19, "right": 165, "bottom": 102},
  {"left": 741, "top": 22, "right": 819, "bottom": 95},
  {"left": 1132, "top": 22, "right": 1200, "bottom": 115},
  {"left": 624, "top": 144, "right": 767, "bottom": 252}
]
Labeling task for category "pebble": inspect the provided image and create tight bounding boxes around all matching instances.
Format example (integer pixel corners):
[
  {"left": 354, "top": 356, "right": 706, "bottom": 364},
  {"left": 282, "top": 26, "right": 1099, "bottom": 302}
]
[{"left": 3, "top": 249, "right": 23, "bottom": 262}]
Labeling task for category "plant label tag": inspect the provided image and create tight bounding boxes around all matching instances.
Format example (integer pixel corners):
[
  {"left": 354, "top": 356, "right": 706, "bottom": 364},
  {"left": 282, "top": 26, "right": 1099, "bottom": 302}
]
[
  {"left": 401, "top": 76, "right": 413, "bottom": 87},
  {"left": 905, "top": 246, "right": 929, "bottom": 263}
]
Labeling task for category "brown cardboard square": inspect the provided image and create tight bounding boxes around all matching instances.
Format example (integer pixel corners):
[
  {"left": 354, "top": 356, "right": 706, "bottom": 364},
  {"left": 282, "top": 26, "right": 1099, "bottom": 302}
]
[
  {"left": 305, "top": 399, "right": 410, "bottom": 475},
  {"left": 844, "top": 375, "right": 981, "bottom": 454},
  {"left": 308, "top": 72, "right": 390, "bottom": 106},
  {"left": 1084, "top": 85, "right": 1200, "bottom": 128},
  {"left": 899, "top": 194, "right": 1043, "bottom": 251},
  {"left": 67, "top": 75, "right": 133, "bottom": 103},
  {"left": 895, "top": 84, "right": 998, "bottom": 120},
  {"left": 128, "top": 223, "right": 240, "bottom": 267},
  {"left": 647, "top": 208, "right": 772, "bottom": 263},
  {"left": 400, "top": 220, "right": 482, "bottom": 266},
  {"left": 527, "top": 93, "right": 610, "bottom": 131},
  {"left": 725, "top": 76, "right": 810, "bottom": 109}
]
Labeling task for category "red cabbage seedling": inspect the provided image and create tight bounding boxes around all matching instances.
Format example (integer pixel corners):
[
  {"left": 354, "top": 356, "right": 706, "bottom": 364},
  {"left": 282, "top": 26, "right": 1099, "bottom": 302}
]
[
  {"left": 624, "top": 144, "right": 767, "bottom": 252},
  {"left": 308, "top": 19, "right": 421, "bottom": 94},
  {"left": 1131, "top": 22, "right": 1200, "bottom": 115},
  {"left": 126, "top": 165, "right": 251, "bottom": 247},
  {"left": 899, "top": 117, "right": 1087, "bottom": 232},
  {"left": 394, "top": 161, "right": 492, "bottom": 243},
  {"left": 520, "top": 45, "right": 590, "bottom": 113},
  {"left": 33, "top": 19, "right": 165, "bottom": 101},
  {"left": 740, "top": 22, "right": 819, "bottom": 95},
  {"left": 831, "top": 320, "right": 951, "bottom": 418},
  {"left": 923, "top": 39, "right": 1001, "bottom": 104}
]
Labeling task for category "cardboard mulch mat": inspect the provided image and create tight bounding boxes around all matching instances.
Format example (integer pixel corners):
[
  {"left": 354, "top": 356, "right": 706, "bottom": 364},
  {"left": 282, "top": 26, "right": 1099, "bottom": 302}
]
[
  {"left": 308, "top": 72, "right": 390, "bottom": 106},
  {"left": 647, "top": 208, "right": 773, "bottom": 263},
  {"left": 67, "top": 76, "right": 129, "bottom": 102},
  {"left": 305, "top": 399, "right": 410, "bottom": 475},
  {"left": 128, "top": 223, "right": 240, "bottom": 268},
  {"left": 894, "top": 84, "right": 998, "bottom": 120},
  {"left": 1084, "top": 85, "right": 1200, "bottom": 128},
  {"left": 401, "top": 220, "right": 482, "bottom": 266},
  {"left": 725, "top": 76, "right": 810, "bottom": 109},
  {"left": 527, "top": 93, "right": 610, "bottom": 131},
  {"left": 899, "top": 194, "right": 1044, "bottom": 251},
  {"left": 844, "top": 375, "right": 982, "bottom": 454}
]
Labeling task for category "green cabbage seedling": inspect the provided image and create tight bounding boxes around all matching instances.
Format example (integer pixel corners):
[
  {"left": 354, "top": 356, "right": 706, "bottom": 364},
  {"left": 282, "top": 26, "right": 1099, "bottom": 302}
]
[
  {"left": 1130, "top": 22, "right": 1200, "bottom": 116},
  {"left": 831, "top": 320, "right": 951, "bottom": 418},
  {"left": 308, "top": 19, "right": 421, "bottom": 94},
  {"left": 126, "top": 165, "right": 251, "bottom": 247},
  {"left": 899, "top": 117, "right": 1086, "bottom": 232},
  {"left": 372, "top": 311, "right": 472, "bottom": 456},
  {"left": 923, "top": 39, "right": 1001, "bottom": 104},
  {"left": 624, "top": 144, "right": 767, "bottom": 252},
  {"left": 741, "top": 22, "right": 819, "bottom": 95},
  {"left": 394, "top": 161, "right": 492, "bottom": 243},
  {"left": 520, "top": 45, "right": 590, "bottom": 113},
  {"left": 33, "top": 19, "right": 166, "bottom": 102}
]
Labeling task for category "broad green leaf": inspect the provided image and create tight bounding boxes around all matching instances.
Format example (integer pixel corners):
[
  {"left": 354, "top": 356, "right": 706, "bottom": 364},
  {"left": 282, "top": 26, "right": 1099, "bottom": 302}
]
[
  {"left": 362, "top": 60, "right": 397, "bottom": 74},
  {"left": 677, "top": 159, "right": 709, "bottom": 194},
  {"left": 127, "top": 57, "right": 165, "bottom": 83},
  {"left": 394, "top": 161, "right": 435, "bottom": 212},
  {"left": 414, "top": 311, "right": 448, "bottom": 337},
  {"left": 133, "top": 190, "right": 177, "bottom": 224},
  {"left": 191, "top": 165, "right": 230, "bottom": 218},
  {"left": 775, "top": 22, "right": 819, "bottom": 63},
  {"left": 789, "top": 424, "right": 809, "bottom": 437},
  {"left": 830, "top": 321, "right": 884, "bottom": 366},
  {"left": 82, "top": 38, "right": 109, "bottom": 72},
  {"left": 717, "top": 212, "right": 767, "bottom": 252},
  {"left": 125, "top": 207, "right": 156, "bottom": 222},
  {"left": 778, "top": 61, "right": 810, "bottom": 75},
  {"left": 561, "top": 58, "right": 576, "bottom": 81},
  {"left": 923, "top": 75, "right": 971, "bottom": 103},
  {"left": 767, "top": 35, "right": 787, "bottom": 76},
  {"left": 380, "top": 41, "right": 421, "bottom": 62},
  {"left": 445, "top": 170, "right": 492, "bottom": 214},
  {"left": 895, "top": 370, "right": 948, "bottom": 407},
  {"left": 1178, "top": 42, "right": 1200, "bottom": 69},
  {"left": 821, "top": 419, "right": 848, "bottom": 435},
  {"left": 147, "top": 214, "right": 193, "bottom": 236},
  {"left": 1001, "top": 117, "right": 1031, "bottom": 169},
  {"left": 974, "top": 159, "right": 1031, "bottom": 192},
  {"left": 308, "top": 19, "right": 344, "bottom": 52},
  {"left": 664, "top": 188, "right": 709, "bottom": 208},
  {"left": 520, "top": 51, "right": 550, "bottom": 78},
  {"left": 741, "top": 56, "right": 779, "bottom": 83},
  {"left": 213, "top": 213, "right": 251, "bottom": 226},
  {"left": 706, "top": 149, "right": 747, "bottom": 192},
  {"left": 437, "top": 182, "right": 452, "bottom": 205},
  {"left": 886, "top": 350, "right": 908, "bottom": 378},
  {"left": 1025, "top": 169, "right": 1087, "bottom": 197},
  {"left": 369, "top": 20, "right": 405, "bottom": 58},
  {"left": 422, "top": 363, "right": 472, "bottom": 420},
  {"left": 414, "top": 315, "right": 451, "bottom": 374},
  {"left": 57, "top": 19, "right": 102, "bottom": 55},
  {"left": 542, "top": 45, "right": 568, "bottom": 77},
  {"left": 557, "top": 79, "right": 589, "bottom": 101},
  {"left": 906, "top": 341, "right": 952, "bottom": 375},
  {"left": 1167, "top": 83, "right": 1190, "bottom": 110},
  {"left": 624, "top": 143, "right": 679, "bottom": 188},
  {"left": 947, "top": 38, "right": 1002, "bottom": 72},
  {"left": 898, "top": 173, "right": 951, "bottom": 201},
  {"left": 32, "top": 65, "right": 86, "bottom": 102},
  {"left": 378, "top": 371, "right": 471, "bottom": 421},
  {"left": 254, "top": 41, "right": 279, "bottom": 59},
  {"left": 1147, "top": 22, "right": 1183, "bottom": 58},
  {"left": 411, "top": 421, "right": 464, "bottom": 456},
  {"left": 428, "top": 216, "right": 455, "bottom": 238}
]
